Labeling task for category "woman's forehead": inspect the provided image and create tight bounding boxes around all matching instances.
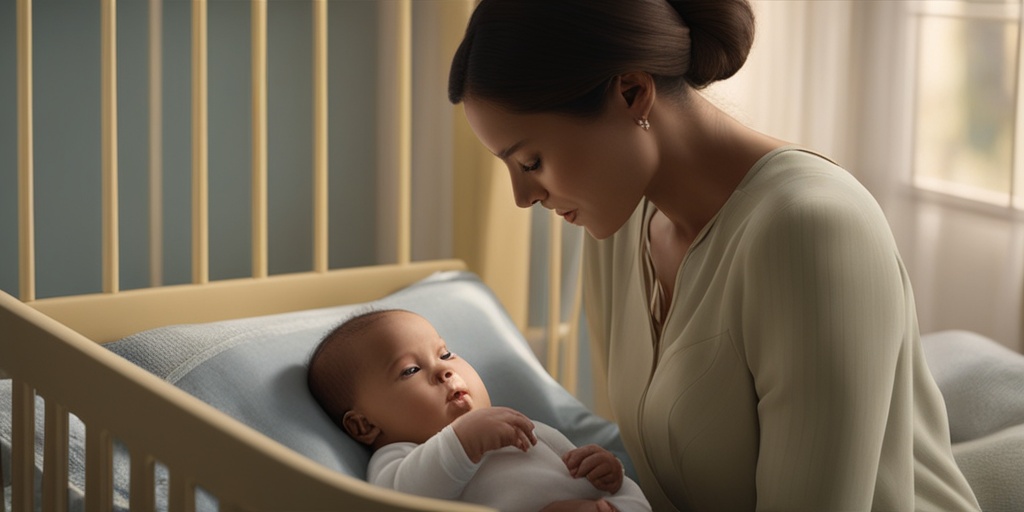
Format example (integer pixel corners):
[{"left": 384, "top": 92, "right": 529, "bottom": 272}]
[{"left": 464, "top": 98, "right": 586, "bottom": 157}]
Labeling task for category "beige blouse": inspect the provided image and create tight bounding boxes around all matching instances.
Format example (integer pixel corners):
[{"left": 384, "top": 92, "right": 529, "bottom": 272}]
[{"left": 582, "top": 147, "right": 980, "bottom": 511}]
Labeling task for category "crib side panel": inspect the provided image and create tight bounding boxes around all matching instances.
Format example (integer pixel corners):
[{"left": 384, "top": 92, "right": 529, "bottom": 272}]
[{"left": 0, "top": 289, "right": 493, "bottom": 511}]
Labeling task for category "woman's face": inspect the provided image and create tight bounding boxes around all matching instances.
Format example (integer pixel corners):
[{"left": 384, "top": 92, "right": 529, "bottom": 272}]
[{"left": 463, "top": 96, "right": 655, "bottom": 240}]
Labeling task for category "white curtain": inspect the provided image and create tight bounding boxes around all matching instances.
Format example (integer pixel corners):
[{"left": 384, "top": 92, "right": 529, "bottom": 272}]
[{"left": 708, "top": 0, "right": 1024, "bottom": 353}]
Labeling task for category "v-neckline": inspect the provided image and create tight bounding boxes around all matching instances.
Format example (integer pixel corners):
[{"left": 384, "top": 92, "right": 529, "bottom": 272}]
[{"left": 635, "top": 145, "right": 803, "bottom": 342}]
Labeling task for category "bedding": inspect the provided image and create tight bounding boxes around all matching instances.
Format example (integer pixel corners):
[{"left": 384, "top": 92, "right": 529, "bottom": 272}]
[
  {"left": 923, "top": 330, "right": 1024, "bottom": 512},
  {"left": 1, "top": 270, "right": 633, "bottom": 510}
]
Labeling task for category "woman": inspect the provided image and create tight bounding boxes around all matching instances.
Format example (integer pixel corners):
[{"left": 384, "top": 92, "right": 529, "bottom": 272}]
[{"left": 448, "top": 0, "right": 981, "bottom": 511}]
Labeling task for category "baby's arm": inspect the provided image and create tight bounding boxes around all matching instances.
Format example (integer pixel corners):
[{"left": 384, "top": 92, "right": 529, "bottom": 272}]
[
  {"left": 534, "top": 423, "right": 652, "bottom": 512},
  {"left": 368, "top": 408, "right": 536, "bottom": 500},
  {"left": 450, "top": 406, "right": 537, "bottom": 462},
  {"left": 367, "top": 425, "right": 478, "bottom": 500},
  {"left": 562, "top": 444, "right": 624, "bottom": 493},
  {"left": 534, "top": 423, "right": 623, "bottom": 494}
]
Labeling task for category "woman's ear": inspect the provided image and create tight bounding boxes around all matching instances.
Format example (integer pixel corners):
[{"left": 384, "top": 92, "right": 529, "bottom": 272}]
[
  {"left": 342, "top": 411, "right": 382, "bottom": 446},
  {"left": 614, "top": 71, "right": 656, "bottom": 119}
]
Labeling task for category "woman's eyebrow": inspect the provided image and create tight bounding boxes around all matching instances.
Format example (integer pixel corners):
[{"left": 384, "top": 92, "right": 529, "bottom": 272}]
[{"left": 497, "top": 139, "right": 528, "bottom": 161}]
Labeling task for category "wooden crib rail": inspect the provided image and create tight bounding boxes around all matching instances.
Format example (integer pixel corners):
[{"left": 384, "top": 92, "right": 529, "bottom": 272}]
[
  {"left": 27, "top": 259, "right": 465, "bottom": 345},
  {"left": 0, "top": 288, "right": 492, "bottom": 512}
]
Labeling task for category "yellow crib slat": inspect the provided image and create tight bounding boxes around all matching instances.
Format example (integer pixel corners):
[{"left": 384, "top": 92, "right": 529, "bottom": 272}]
[
  {"left": 396, "top": 0, "right": 412, "bottom": 266},
  {"left": 42, "top": 399, "right": 70, "bottom": 511},
  {"left": 376, "top": 0, "right": 413, "bottom": 266},
  {"left": 11, "top": 379, "right": 34, "bottom": 512},
  {"left": 85, "top": 427, "right": 113, "bottom": 511},
  {"left": 546, "top": 212, "right": 563, "bottom": 380},
  {"left": 168, "top": 473, "right": 195, "bottom": 512},
  {"left": 251, "top": 0, "right": 268, "bottom": 279},
  {"left": 130, "top": 452, "right": 156, "bottom": 512},
  {"left": 313, "top": 0, "right": 329, "bottom": 273},
  {"left": 16, "top": 0, "right": 34, "bottom": 303},
  {"left": 565, "top": 256, "right": 583, "bottom": 395},
  {"left": 191, "top": 0, "right": 209, "bottom": 285},
  {"left": 101, "top": 0, "right": 120, "bottom": 295},
  {"left": 149, "top": 0, "right": 164, "bottom": 288}
]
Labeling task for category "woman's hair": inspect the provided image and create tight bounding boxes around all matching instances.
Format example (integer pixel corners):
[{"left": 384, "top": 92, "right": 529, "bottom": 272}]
[{"left": 448, "top": 0, "right": 755, "bottom": 117}]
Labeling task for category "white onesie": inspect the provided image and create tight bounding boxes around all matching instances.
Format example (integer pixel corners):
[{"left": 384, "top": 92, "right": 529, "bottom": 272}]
[{"left": 367, "top": 421, "right": 651, "bottom": 512}]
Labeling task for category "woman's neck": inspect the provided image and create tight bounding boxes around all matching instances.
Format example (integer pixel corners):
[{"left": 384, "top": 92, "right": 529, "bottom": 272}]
[{"left": 643, "top": 91, "right": 786, "bottom": 242}]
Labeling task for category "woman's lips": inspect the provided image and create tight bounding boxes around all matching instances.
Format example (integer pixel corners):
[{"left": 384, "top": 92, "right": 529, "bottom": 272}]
[{"left": 557, "top": 210, "right": 577, "bottom": 224}]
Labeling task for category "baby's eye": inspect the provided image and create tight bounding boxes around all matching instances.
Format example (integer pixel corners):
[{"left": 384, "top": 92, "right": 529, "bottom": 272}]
[
  {"left": 441, "top": 351, "right": 454, "bottom": 360},
  {"left": 520, "top": 159, "right": 540, "bottom": 172},
  {"left": 401, "top": 366, "right": 420, "bottom": 377}
]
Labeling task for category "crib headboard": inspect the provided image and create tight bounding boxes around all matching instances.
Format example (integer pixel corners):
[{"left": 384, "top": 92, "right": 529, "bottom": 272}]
[{"left": 4, "top": 0, "right": 581, "bottom": 385}]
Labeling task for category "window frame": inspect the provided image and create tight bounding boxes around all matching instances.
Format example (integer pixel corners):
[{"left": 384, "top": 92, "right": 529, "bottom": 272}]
[{"left": 905, "top": 0, "right": 1024, "bottom": 211}]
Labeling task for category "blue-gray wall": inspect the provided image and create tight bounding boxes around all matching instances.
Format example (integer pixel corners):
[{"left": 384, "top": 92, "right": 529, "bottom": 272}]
[{"left": 1, "top": 0, "right": 380, "bottom": 299}]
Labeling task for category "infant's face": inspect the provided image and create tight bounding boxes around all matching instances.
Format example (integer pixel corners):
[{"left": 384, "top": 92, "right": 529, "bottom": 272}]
[{"left": 353, "top": 311, "right": 491, "bottom": 445}]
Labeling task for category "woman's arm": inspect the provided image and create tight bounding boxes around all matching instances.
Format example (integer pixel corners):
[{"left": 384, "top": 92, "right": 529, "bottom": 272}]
[{"left": 741, "top": 190, "right": 906, "bottom": 510}]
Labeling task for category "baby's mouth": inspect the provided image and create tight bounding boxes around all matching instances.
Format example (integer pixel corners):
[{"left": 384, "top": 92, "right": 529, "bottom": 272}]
[{"left": 448, "top": 389, "right": 470, "bottom": 403}]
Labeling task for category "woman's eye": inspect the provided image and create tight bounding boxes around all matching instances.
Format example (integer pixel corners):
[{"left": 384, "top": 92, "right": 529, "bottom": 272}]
[
  {"left": 520, "top": 159, "right": 540, "bottom": 172},
  {"left": 401, "top": 366, "right": 420, "bottom": 377},
  {"left": 441, "top": 351, "right": 454, "bottom": 360}
]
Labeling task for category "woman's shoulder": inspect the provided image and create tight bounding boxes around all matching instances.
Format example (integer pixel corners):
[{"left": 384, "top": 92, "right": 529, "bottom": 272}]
[
  {"left": 736, "top": 148, "right": 885, "bottom": 222},
  {"left": 730, "top": 150, "right": 899, "bottom": 262}
]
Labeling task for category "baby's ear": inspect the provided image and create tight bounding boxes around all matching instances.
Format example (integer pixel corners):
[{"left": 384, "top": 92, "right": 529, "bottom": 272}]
[{"left": 342, "top": 411, "right": 381, "bottom": 446}]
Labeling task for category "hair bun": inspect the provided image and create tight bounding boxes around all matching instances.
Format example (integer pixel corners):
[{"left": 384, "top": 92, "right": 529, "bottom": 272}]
[{"left": 668, "top": 0, "right": 755, "bottom": 88}]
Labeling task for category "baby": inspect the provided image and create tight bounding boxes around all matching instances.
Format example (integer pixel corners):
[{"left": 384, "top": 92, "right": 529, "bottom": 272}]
[{"left": 307, "top": 308, "right": 651, "bottom": 512}]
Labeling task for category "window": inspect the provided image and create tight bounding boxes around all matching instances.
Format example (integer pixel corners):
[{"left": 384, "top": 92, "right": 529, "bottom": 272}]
[{"left": 910, "top": 0, "right": 1024, "bottom": 208}]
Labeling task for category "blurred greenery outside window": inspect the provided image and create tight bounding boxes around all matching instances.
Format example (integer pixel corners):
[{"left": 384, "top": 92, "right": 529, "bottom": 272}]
[{"left": 911, "top": 0, "right": 1024, "bottom": 207}]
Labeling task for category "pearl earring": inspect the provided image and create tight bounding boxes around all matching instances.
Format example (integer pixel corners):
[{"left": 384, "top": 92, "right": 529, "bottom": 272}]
[{"left": 636, "top": 116, "right": 650, "bottom": 131}]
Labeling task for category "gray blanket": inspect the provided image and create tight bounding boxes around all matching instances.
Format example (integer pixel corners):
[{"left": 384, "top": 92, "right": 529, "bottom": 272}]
[{"left": 924, "top": 330, "right": 1024, "bottom": 512}]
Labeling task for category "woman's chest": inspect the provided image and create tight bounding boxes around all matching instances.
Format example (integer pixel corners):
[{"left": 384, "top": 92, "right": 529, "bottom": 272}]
[
  {"left": 647, "top": 211, "right": 690, "bottom": 305},
  {"left": 605, "top": 244, "right": 760, "bottom": 509}
]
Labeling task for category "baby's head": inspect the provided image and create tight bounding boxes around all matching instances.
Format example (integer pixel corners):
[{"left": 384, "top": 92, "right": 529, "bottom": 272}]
[{"left": 307, "top": 309, "right": 491, "bottom": 450}]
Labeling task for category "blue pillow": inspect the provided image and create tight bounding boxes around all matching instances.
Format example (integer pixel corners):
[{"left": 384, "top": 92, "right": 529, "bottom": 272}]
[{"left": 106, "top": 270, "right": 634, "bottom": 481}]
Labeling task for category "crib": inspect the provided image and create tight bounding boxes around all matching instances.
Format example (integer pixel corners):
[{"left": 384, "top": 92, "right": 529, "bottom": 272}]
[
  {"left": 8, "top": 1, "right": 1024, "bottom": 511},
  {"left": 0, "top": 0, "right": 603, "bottom": 510}
]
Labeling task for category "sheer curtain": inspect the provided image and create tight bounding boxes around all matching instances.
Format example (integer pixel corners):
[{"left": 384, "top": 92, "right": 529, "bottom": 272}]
[{"left": 709, "top": 0, "right": 1024, "bottom": 352}]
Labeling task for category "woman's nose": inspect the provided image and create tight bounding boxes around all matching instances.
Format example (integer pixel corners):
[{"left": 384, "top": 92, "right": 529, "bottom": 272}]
[{"left": 511, "top": 172, "right": 544, "bottom": 209}]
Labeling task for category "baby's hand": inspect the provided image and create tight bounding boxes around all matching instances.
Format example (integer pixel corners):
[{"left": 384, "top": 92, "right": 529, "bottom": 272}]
[
  {"left": 539, "top": 498, "right": 618, "bottom": 512},
  {"left": 450, "top": 407, "right": 536, "bottom": 463},
  {"left": 562, "top": 444, "right": 623, "bottom": 494}
]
